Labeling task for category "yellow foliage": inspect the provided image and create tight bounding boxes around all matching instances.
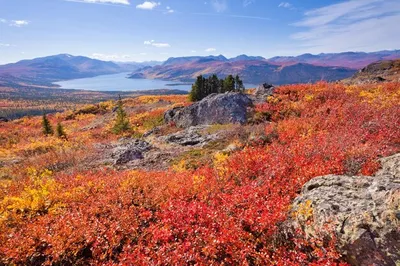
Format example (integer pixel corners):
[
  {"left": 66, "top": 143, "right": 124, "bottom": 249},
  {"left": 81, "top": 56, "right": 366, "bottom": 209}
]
[
  {"left": 193, "top": 175, "right": 205, "bottom": 190},
  {"left": 173, "top": 159, "right": 188, "bottom": 173},
  {"left": 358, "top": 85, "right": 400, "bottom": 107},
  {"left": 304, "top": 94, "right": 314, "bottom": 101},
  {"left": 99, "top": 100, "right": 115, "bottom": 111},
  {"left": 213, "top": 152, "right": 229, "bottom": 176},
  {"left": 0, "top": 168, "right": 63, "bottom": 225},
  {"left": 267, "top": 95, "right": 279, "bottom": 104}
]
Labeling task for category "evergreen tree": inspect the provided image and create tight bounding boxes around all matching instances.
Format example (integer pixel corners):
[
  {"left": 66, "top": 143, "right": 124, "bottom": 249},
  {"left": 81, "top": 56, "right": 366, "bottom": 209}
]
[
  {"left": 189, "top": 75, "right": 205, "bottom": 102},
  {"left": 210, "top": 74, "right": 220, "bottom": 94},
  {"left": 223, "top": 75, "right": 235, "bottom": 93},
  {"left": 235, "top": 75, "right": 245, "bottom": 92},
  {"left": 42, "top": 114, "right": 53, "bottom": 136},
  {"left": 189, "top": 83, "right": 199, "bottom": 102},
  {"left": 56, "top": 122, "right": 67, "bottom": 139},
  {"left": 112, "top": 96, "right": 131, "bottom": 134}
]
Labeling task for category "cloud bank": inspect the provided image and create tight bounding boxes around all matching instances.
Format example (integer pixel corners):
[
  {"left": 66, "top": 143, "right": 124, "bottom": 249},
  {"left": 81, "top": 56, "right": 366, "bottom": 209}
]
[{"left": 291, "top": 0, "right": 400, "bottom": 53}]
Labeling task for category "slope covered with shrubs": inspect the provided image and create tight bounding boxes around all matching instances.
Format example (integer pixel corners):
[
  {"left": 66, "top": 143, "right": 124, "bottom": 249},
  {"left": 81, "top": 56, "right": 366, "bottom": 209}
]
[{"left": 0, "top": 82, "right": 399, "bottom": 265}]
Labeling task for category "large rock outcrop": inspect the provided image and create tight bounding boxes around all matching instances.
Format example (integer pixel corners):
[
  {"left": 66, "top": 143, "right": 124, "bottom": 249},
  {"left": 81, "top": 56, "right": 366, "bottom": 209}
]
[
  {"left": 164, "top": 92, "right": 253, "bottom": 128},
  {"left": 289, "top": 154, "right": 400, "bottom": 266}
]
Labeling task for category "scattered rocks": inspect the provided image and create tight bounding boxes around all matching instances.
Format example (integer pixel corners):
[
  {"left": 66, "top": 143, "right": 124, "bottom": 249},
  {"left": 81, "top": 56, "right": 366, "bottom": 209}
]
[
  {"left": 289, "top": 153, "right": 400, "bottom": 266},
  {"left": 143, "top": 127, "right": 160, "bottom": 138},
  {"left": 161, "top": 126, "right": 218, "bottom": 146},
  {"left": 250, "top": 83, "right": 275, "bottom": 103},
  {"left": 164, "top": 92, "right": 253, "bottom": 128},
  {"left": 112, "top": 138, "right": 152, "bottom": 165}
]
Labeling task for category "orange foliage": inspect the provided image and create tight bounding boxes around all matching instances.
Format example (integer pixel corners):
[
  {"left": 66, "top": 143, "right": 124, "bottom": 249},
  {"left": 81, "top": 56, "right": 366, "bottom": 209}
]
[{"left": 0, "top": 83, "right": 399, "bottom": 265}]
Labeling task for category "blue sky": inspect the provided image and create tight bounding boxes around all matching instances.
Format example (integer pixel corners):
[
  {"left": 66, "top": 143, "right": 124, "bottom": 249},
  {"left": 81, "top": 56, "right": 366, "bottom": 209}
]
[{"left": 0, "top": 0, "right": 399, "bottom": 64}]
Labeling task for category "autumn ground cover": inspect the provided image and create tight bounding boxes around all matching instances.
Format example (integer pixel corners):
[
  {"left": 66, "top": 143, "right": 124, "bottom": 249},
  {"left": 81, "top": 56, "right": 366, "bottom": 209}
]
[{"left": 0, "top": 82, "right": 399, "bottom": 265}]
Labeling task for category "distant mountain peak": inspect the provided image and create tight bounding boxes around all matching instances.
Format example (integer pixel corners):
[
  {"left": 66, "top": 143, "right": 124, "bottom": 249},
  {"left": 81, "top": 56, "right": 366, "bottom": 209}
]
[{"left": 229, "top": 55, "right": 266, "bottom": 62}]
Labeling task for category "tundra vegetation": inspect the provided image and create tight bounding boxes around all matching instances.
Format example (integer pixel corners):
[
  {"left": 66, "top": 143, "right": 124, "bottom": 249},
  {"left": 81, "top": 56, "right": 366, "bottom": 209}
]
[{"left": 0, "top": 82, "right": 399, "bottom": 265}]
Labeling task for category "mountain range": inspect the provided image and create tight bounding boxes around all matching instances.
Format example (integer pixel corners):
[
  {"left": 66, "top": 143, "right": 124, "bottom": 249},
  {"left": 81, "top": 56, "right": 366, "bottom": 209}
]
[
  {"left": 0, "top": 54, "right": 156, "bottom": 87},
  {"left": 128, "top": 51, "right": 400, "bottom": 85},
  {"left": 128, "top": 54, "right": 353, "bottom": 85},
  {"left": 0, "top": 50, "right": 399, "bottom": 88}
]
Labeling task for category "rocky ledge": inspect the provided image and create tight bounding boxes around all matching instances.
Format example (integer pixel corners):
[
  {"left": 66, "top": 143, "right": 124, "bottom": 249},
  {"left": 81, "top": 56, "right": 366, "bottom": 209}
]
[{"left": 289, "top": 153, "right": 400, "bottom": 266}]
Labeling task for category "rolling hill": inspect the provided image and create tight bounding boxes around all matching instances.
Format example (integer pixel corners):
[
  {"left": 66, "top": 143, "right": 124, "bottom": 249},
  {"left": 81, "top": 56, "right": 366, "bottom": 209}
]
[{"left": 344, "top": 59, "right": 400, "bottom": 84}]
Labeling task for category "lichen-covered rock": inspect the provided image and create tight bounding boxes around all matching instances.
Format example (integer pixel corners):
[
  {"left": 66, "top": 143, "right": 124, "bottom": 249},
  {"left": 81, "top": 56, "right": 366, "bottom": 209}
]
[
  {"left": 161, "top": 126, "right": 218, "bottom": 146},
  {"left": 164, "top": 92, "right": 253, "bottom": 128},
  {"left": 250, "top": 83, "right": 275, "bottom": 104},
  {"left": 255, "top": 83, "right": 275, "bottom": 96},
  {"left": 289, "top": 153, "right": 400, "bottom": 266},
  {"left": 112, "top": 138, "right": 152, "bottom": 165}
]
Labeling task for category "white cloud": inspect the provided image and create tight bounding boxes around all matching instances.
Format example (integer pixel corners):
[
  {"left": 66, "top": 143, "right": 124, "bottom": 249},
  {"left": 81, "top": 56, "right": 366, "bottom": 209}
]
[
  {"left": 211, "top": 0, "right": 227, "bottom": 12},
  {"left": 205, "top": 48, "right": 216, "bottom": 52},
  {"left": 136, "top": 1, "right": 160, "bottom": 10},
  {"left": 191, "top": 50, "right": 197, "bottom": 53},
  {"left": 144, "top": 40, "right": 170, "bottom": 48},
  {"left": 66, "top": 0, "right": 130, "bottom": 5},
  {"left": 243, "top": 0, "right": 255, "bottom": 7},
  {"left": 9, "top": 20, "right": 29, "bottom": 27},
  {"left": 1, "top": 19, "right": 30, "bottom": 27},
  {"left": 278, "top": 2, "right": 292, "bottom": 9},
  {"left": 92, "top": 53, "right": 133, "bottom": 60},
  {"left": 0, "top": 43, "right": 11, "bottom": 47},
  {"left": 165, "top": 6, "right": 174, "bottom": 13},
  {"left": 291, "top": 0, "right": 400, "bottom": 53}
]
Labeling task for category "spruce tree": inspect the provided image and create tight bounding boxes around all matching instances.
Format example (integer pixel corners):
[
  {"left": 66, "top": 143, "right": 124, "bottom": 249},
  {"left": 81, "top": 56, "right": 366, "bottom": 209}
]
[
  {"left": 56, "top": 122, "right": 67, "bottom": 139},
  {"left": 42, "top": 114, "right": 53, "bottom": 136},
  {"left": 189, "top": 83, "right": 199, "bottom": 102},
  {"left": 189, "top": 75, "right": 205, "bottom": 102},
  {"left": 112, "top": 96, "right": 131, "bottom": 134},
  {"left": 223, "top": 75, "right": 235, "bottom": 93},
  {"left": 235, "top": 75, "right": 245, "bottom": 92}
]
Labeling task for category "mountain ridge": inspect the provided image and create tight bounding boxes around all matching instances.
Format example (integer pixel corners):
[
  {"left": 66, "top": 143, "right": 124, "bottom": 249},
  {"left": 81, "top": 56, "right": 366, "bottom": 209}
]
[{"left": 1, "top": 50, "right": 399, "bottom": 87}]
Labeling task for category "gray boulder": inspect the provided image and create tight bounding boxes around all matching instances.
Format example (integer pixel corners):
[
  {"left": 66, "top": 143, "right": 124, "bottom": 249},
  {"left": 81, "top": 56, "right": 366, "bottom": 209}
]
[
  {"left": 112, "top": 138, "right": 152, "bottom": 165},
  {"left": 164, "top": 92, "right": 253, "bottom": 128},
  {"left": 255, "top": 83, "right": 275, "bottom": 97},
  {"left": 250, "top": 83, "right": 275, "bottom": 103},
  {"left": 161, "top": 126, "right": 218, "bottom": 146},
  {"left": 289, "top": 154, "right": 400, "bottom": 266}
]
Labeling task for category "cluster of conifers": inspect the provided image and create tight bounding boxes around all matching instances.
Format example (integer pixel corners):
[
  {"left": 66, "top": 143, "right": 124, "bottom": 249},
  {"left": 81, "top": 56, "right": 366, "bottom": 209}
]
[{"left": 189, "top": 74, "right": 245, "bottom": 101}]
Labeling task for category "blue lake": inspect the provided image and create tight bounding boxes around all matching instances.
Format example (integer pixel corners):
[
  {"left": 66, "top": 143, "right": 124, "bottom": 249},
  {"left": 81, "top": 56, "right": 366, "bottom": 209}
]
[
  {"left": 54, "top": 72, "right": 257, "bottom": 92},
  {"left": 54, "top": 72, "right": 192, "bottom": 92}
]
